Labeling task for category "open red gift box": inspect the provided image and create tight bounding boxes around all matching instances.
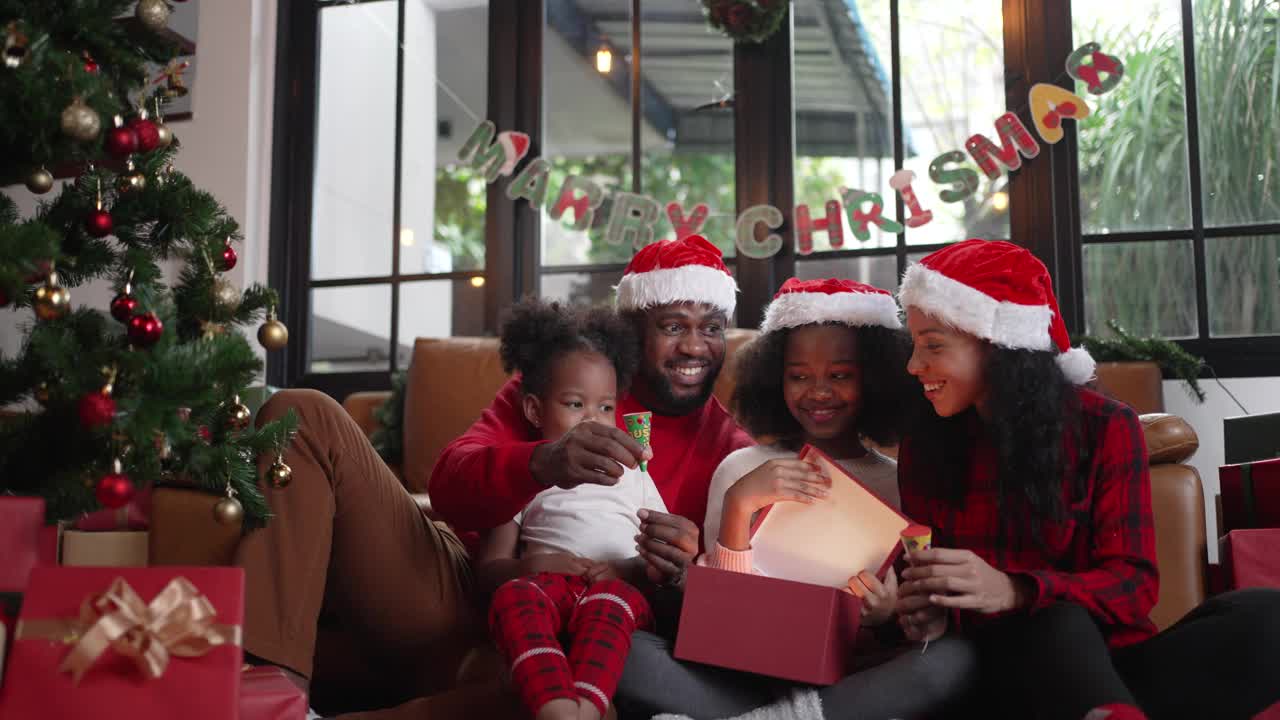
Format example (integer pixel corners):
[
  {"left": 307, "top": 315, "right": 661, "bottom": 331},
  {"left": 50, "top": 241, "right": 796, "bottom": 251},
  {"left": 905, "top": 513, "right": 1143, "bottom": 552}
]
[
  {"left": 675, "top": 446, "right": 912, "bottom": 685},
  {"left": 0, "top": 566, "right": 244, "bottom": 720}
]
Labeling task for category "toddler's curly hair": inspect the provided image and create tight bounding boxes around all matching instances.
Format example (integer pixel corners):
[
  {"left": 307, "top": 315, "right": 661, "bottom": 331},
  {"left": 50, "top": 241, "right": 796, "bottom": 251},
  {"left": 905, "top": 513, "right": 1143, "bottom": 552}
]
[{"left": 499, "top": 296, "right": 640, "bottom": 397}]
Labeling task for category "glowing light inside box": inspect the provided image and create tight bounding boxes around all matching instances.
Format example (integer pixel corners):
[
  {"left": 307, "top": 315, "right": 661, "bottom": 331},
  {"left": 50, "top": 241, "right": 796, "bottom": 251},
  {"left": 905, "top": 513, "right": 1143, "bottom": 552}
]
[{"left": 596, "top": 47, "right": 612, "bottom": 74}]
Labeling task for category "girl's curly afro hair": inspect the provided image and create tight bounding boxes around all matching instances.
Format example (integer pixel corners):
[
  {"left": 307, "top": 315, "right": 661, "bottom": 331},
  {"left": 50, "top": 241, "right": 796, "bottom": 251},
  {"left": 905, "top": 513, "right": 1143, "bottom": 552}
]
[{"left": 499, "top": 296, "right": 640, "bottom": 397}]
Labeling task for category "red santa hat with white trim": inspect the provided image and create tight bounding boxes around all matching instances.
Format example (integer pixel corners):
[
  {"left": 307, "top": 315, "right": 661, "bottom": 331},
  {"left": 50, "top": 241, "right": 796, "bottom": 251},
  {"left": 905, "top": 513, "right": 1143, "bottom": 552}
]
[
  {"left": 897, "top": 239, "right": 1096, "bottom": 384},
  {"left": 760, "top": 277, "right": 902, "bottom": 334},
  {"left": 615, "top": 235, "right": 738, "bottom": 315}
]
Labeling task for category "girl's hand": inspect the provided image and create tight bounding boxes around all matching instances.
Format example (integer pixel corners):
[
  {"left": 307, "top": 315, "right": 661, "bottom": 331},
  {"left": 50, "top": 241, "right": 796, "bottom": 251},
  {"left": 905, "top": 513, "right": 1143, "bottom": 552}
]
[
  {"left": 520, "top": 552, "right": 592, "bottom": 578},
  {"left": 899, "top": 548, "right": 1030, "bottom": 615},
  {"left": 723, "top": 459, "right": 831, "bottom": 516},
  {"left": 896, "top": 591, "right": 948, "bottom": 642},
  {"left": 846, "top": 568, "right": 898, "bottom": 626}
]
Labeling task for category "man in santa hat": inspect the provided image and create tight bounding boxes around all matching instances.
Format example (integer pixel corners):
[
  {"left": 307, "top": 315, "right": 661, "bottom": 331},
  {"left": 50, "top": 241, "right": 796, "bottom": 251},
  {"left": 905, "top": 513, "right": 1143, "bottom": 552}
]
[{"left": 431, "top": 233, "right": 752, "bottom": 587}]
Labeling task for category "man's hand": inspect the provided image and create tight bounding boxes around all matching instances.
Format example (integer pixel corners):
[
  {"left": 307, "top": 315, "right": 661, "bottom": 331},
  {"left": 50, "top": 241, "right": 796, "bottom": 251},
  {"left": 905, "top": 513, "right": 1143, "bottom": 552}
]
[
  {"left": 529, "top": 421, "right": 653, "bottom": 490},
  {"left": 519, "top": 552, "right": 592, "bottom": 578},
  {"left": 635, "top": 509, "right": 699, "bottom": 587},
  {"left": 899, "top": 548, "right": 1029, "bottom": 615},
  {"left": 896, "top": 591, "right": 949, "bottom": 642}
]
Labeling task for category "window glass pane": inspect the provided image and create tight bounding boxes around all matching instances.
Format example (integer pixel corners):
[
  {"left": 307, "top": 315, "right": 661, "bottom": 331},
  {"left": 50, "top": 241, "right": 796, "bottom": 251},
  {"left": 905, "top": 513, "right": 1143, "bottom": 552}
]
[
  {"left": 896, "top": 0, "right": 1008, "bottom": 245},
  {"left": 1073, "top": 0, "right": 1191, "bottom": 234},
  {"left": 1208, "top": 235, "right": 1280, "bottom": 338},
  {"left": 310, "top": 285, "right": 392, "bottom": 374},
  {"left": 402, "top": 0, "right": 488, "bottom": 275},
  {"left": 639, "top": 2, "right": 737, "bottom": 259},
  {"left": 793, "top": 1, "right": 1006, "bottom": 252},
  {"left": 1193, "top": 0, "right": 1280, "bottom": 227},
  {"left": 540, "top": 271, "right": 623, "bottom": 307},
  {"left": 795, "top": 255, "right": 899, "bottom": 292},
  {"left": 312, "top": 2, "right": 397, "bottom": 281},
  {"left": 397, "top": 277, "right": 487, "bottom": 366},
  {"left": 542, "top": 0, "right": 633, "bottom": 267},
  {"left": 794, "top": 0, "right": 895, "bottom": 252},
  {"left": 1083, "top": 241, "right": 1197, "bottom": 339}
]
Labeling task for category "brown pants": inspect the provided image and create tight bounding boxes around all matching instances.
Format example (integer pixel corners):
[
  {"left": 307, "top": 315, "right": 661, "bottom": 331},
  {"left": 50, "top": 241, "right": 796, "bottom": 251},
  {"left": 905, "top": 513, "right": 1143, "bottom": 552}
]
[{"left": 238, "top": 389, "right": 519, "bottom": 719}]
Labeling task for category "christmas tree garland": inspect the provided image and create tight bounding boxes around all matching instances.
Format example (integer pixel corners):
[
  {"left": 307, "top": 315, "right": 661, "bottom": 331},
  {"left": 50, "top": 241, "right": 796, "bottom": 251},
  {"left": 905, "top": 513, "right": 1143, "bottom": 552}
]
[{"left": 0, "top": 0, "right": 295, "bottom": 529}]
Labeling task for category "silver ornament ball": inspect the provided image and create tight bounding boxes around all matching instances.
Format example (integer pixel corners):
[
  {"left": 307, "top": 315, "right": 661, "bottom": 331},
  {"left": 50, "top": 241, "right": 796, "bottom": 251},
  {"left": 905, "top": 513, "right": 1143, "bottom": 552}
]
[
  {"left": 60, "top": 100, "right": 102, "bottom": 142},
  {"left": 136, "top": 0, "right": 172, "bottom": 31}
]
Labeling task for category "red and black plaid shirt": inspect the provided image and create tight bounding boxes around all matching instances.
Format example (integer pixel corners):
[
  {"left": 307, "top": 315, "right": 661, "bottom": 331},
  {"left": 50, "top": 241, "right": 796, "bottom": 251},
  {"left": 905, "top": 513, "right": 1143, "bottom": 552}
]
[{"left": 899, "top": 387, "right": 1159, "bottom": 649}]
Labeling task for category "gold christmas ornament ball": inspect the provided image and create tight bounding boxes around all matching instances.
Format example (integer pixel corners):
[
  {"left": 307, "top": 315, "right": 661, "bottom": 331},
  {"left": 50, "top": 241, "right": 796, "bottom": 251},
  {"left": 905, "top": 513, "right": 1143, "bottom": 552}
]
[
  {"left": 32, "top": 279, "right": 71, "bottom": 321},
  {"left": 136, "top": 0, "right": 172, "bottom": 31},
  {"left": 116, "top": 170, "right": 147, "bottom": 194},
  {"left": 213, "top": 278, "right": 241, "bottom": 310},
  {"left": 257, "top": 319, "right": 289, "bottom": 351},
  {"left": 155, "top": 122, "right": 174, "bottom": 148},
  {"left": 227, "top": 400, "right": 252, "bottom": 431},
  {"left": 61, "top": 99, "right": 102, "bottom": 142},
  {"left": 25, "top": 168, "right": 53, "bottom": 194},
  {"left": 212, "top": 495, "right": 244, "bottom": 526},
  {"left": 267, "top": 458, "right": 293, "bottom": 489}
]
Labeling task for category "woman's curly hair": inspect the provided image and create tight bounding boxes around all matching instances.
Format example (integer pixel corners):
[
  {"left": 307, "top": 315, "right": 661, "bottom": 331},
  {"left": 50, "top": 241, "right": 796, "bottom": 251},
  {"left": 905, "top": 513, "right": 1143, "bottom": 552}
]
[
  {"left": 731, "top": 323, "right": 916, "bottom": 450},
  {"left": 905, "top": 347, "right": 1084, "bottom": 547},
  {"left": 499, "top": 296, "right": 640, "bottom": 397}
]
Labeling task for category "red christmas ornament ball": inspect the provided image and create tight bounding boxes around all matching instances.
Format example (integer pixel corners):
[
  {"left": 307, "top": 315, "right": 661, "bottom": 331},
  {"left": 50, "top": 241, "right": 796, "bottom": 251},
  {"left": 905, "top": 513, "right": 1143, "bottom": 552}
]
[
  {"left": 84, "top": 55, "right": 99, "bottom": 73},
  {"left": 85, "top": 208, "right": 114, "bottom": 238},
  {"left": 726, "top": 3, "right": 752, "bottom": 32},
  {"left": 221, "top": 243, "right": 238, "bottom": 271},
  {"left": 110, "top": 292, "right": 138, "bottom": 323},
  {"left": 127, "top": 311, "right": 164, "bottom": 347},
  {"left": 128, "top": 117, "right": 161, "bottom": 153},
  {"left": 197, "top": 425, "right": 212, "bottom": 443},
  {"left": 105, "top": 125, "right": 139, "bottom": 158},
  {"left": 78, "top": 392, "right": 117, "bottom": 429},
  {"left": 96, "top": 471, "right": 135, "bottom": 509}
]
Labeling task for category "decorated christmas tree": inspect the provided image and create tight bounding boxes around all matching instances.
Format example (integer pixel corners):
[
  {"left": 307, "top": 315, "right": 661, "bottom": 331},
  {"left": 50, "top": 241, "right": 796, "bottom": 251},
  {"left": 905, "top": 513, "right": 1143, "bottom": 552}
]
[{"left": 0, "top": 1, "right": 295, "bottom": 529}]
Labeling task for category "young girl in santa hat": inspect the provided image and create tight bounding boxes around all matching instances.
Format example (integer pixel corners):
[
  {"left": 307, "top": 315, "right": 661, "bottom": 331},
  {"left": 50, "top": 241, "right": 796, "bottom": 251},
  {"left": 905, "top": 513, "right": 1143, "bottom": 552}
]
[
  {"left": 894, "top": 239, "right": 1280, "bottom": 720},
  {"left": 665, "top": 278, "right": 977, "bottom": 720},
  {"left": 478, "top": 298, "right": 660, "bottom": 720}
]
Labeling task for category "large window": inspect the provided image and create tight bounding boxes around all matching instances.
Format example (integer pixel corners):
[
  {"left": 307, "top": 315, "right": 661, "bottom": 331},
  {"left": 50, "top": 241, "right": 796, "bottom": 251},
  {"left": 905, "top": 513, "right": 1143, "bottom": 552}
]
[
  {"left": 789, "top": 0, "right": 1006, "bottom": 291},
  {"left": 1073, "top": 0, "right": 1280, "bottom": 357},
  {"left": 538, "top": 1, "right": 738, "bottom": 307}
]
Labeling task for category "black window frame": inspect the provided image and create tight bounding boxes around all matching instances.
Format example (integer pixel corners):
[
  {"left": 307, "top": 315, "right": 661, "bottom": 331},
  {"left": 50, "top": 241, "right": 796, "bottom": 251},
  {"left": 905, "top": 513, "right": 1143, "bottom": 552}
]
[{"left": 269, "top": 0, "right": 1277, "bottom": 400}]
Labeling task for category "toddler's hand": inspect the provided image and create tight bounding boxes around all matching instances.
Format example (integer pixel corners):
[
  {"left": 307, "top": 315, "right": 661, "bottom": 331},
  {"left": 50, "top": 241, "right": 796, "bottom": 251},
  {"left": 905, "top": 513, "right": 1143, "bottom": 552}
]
[{"left": 585, "top": 560, "right": 619, "bottom": 583}]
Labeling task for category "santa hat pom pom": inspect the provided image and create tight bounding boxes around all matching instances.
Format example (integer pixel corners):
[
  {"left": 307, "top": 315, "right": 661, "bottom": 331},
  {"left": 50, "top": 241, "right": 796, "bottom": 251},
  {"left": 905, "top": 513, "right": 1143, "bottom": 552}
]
[{"left": 1056, "top": 346, "right": 1097, "bottom": 385}]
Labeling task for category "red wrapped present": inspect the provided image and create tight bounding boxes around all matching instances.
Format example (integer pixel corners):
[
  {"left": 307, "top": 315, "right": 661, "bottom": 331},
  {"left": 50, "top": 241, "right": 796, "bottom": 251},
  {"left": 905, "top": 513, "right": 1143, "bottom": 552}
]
[
  {"left": 240, "top": 665, "right": 308, "bottom": 720},
  {"left": 0, "top": 497, "right": 45, "bottom": 593},
  {"left": 675, "top": 445, "right": 911, "bottom": 685},
  {"left": 1218, "top": 458, "right": 1280, "bottom": 533},
  {"left": 1219, "top": 529, "right": 1280, "bottom": 591},
  {"left": 0, "top": 566, "right": 243, "bottom": 720}
]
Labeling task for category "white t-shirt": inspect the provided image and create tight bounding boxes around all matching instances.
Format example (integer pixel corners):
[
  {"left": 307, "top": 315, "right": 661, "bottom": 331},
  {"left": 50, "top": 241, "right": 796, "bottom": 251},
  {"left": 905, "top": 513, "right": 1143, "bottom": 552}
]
[
  {"left": 702, "top": 443, "right": 899, "bottom": 554},
  {"left": 517, "top": 465, "right": 668, "bottom": 562}
]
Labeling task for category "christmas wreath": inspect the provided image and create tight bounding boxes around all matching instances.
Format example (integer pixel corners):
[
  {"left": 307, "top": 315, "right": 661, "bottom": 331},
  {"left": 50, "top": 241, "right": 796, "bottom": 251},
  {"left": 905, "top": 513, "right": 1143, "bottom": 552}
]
[{"left": 701, "top": 0, "right": 789, "bottom": 44}]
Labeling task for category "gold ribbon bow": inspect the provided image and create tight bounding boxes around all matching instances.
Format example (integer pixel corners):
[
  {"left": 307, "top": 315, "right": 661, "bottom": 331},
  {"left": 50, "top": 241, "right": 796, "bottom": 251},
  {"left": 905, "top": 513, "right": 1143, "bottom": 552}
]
[{"left": 16, "top": 576, "right": 241, "bottom": 684}]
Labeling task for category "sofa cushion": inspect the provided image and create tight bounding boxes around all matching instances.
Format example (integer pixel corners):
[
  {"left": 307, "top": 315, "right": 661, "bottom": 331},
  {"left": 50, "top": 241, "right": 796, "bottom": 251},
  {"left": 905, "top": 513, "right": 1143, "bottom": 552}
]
[
  {"left": 1140, "top": 413, "right": 1199, "bottom": 465},
  {"left": 1148, "top": 463, "right": 1207, "bottom": 630}
]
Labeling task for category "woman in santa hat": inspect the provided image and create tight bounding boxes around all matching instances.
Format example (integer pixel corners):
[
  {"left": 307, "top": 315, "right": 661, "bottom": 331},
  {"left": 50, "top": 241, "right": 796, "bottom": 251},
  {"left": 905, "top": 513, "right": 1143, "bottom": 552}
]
[{"left": 894, "top": 239, "right": 1280, "bottom": 720}]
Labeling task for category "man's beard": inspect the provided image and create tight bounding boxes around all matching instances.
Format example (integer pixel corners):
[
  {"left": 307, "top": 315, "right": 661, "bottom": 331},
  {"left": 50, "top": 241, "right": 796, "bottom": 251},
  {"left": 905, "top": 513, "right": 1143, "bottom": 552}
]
[{"left": 638, "top": 361, "right": 720, "bottom": 415}]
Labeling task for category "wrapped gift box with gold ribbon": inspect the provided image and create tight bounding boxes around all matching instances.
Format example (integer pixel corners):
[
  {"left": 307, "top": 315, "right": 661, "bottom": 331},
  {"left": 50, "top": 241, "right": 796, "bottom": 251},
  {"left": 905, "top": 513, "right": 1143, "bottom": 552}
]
[{"left": 0, "top": 566, "right": 243, "bottom": 720}]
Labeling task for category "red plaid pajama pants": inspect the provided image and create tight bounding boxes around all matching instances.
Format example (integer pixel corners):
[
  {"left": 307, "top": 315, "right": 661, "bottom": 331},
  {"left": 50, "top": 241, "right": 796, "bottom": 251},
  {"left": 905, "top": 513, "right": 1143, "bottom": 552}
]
[{"left": 488, "top": 572, "right": 653, "bottom": 717}]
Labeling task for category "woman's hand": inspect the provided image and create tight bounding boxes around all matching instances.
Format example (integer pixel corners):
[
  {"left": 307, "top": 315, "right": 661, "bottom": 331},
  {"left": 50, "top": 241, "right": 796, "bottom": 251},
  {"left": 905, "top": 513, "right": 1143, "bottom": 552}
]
[
  {"left": 896, "top": 591, "right": 948, "bottom": 642},
  {"left": 636, "top": 509, "right": 700, "bottom": 587},
  {"left": 718, "top": 459, "right": 830, "bottom": 551},
  {"left": 899, "top": 548, "right": 1031, "bottom": 614},
  {"left": 846, "top": 568, "right": 898, "bottom": 626}
]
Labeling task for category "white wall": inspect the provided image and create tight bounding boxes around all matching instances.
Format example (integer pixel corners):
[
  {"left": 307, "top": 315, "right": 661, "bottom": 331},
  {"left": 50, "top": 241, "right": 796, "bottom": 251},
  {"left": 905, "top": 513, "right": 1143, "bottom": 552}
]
[
  {"left": 1164, "top": 376, "right": 1280, "bottom": 562},
  {"left": 0, "top": 0, "right": 277, "bottom": 374}
]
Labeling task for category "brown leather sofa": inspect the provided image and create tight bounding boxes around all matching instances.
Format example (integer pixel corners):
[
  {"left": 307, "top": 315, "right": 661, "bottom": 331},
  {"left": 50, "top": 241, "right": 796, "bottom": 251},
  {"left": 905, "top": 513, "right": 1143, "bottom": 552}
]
[{"left": 344, "top": 330, "right": 1207, "bottom": 631}]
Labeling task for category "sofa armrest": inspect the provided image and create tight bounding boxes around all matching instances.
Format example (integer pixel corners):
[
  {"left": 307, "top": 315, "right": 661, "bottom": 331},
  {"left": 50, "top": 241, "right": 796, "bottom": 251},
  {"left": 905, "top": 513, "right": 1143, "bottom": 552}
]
[{"left": 343, "top": 391, "right": 391, "bottom": 439}]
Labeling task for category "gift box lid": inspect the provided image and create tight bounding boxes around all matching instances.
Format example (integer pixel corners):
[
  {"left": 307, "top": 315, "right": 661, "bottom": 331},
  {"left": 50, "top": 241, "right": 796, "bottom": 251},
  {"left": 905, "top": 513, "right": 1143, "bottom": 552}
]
[
  {"left": 19, "top": 566, "right": 244, "bottom": 624},
  {"left": 750, "top": 445, "right": 910, "bottom": 588}
]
